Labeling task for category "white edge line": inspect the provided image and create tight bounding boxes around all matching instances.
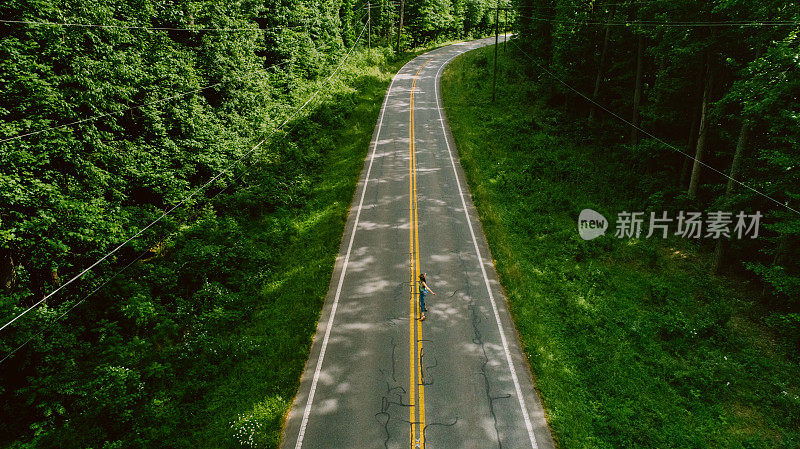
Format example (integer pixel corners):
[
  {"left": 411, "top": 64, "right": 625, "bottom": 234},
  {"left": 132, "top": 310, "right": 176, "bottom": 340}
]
[
  {"left": 293, "top": 56, "right": 420, "bottom": 449},
  {"left": 434, "top": 41, "right": 540, "bottom": 449}
]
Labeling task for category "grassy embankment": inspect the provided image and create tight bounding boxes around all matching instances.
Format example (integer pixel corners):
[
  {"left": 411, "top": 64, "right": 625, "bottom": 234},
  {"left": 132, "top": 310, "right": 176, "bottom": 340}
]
[
  {"left": 4, "top": 39, "right": 479, "bottom": 449},
  {"left": 196, "top": 42, "right": 469, "bottom": 448},
  {"left": 198, "top": 48, "right": 395, "bottom": 448},
  {"left": 441, "top": 44, "right": 800, "bottom": 448}
]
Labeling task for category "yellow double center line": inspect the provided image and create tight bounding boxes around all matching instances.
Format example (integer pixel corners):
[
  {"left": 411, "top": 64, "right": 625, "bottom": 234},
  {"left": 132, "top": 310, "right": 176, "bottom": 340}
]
[{"left": 409, "top": 59, "right": 431, "bottom": 449}]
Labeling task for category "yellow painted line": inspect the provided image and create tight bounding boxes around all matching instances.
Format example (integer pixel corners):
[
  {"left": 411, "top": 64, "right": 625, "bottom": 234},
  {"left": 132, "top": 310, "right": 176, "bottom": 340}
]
[
  {"left": 409, "top": 59, "right": 431, "bottom": 449},
  {"left": 408, "top": 63, "right": 419, "bottom": 448},
  {"left": 413, "top": 64, "right": 426, "bottom": 449},
  {"left": 409, "top": 62, "right": 419, "bottom": 448}
]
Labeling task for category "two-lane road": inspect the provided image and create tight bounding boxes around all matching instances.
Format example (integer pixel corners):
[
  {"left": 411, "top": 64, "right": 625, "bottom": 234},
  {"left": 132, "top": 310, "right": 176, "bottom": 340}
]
[{"left": 280, "top": 37, "right": 555, "bottom": 449}]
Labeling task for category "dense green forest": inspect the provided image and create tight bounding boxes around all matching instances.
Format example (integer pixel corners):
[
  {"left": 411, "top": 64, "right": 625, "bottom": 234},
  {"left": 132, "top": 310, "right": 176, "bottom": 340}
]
[
  {"left": 441, "top": 0, "right": 799, "bottom": 447},
  {"left": 0, "top": 1, "right": 500, "bottom": 447},
  {"left": 444, "top": 45, "right": 799, "bottom": 449},
  {"left": 514, "top": 0, "right": 800, "bottom": 351},
  {"left": 3, "top": 0, "right": 799, "bottom": 447}
]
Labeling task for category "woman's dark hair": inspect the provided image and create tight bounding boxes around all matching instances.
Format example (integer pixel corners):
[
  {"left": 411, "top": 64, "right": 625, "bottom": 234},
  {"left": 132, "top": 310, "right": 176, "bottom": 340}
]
[{"left": 419, "top": 273, "right": 426, "bottom": 282}]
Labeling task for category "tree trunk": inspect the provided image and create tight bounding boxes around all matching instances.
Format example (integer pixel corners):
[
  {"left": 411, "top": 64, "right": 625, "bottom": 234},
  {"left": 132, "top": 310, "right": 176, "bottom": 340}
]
[
  {"left": 50, "top": 267, "right": 60, "bottom": 287},
  {"left": 679, "top": 119, "right": 699, "bottom": 187},
  {"left": 518, "top": 0, "right": 534, "bottom": 48},
  {"left": 396, "top": 0, "right": 404, "bottom": 51},
  {"left": 724, "top": 120, "right": 749, "bottom": 197},
  {"left": 679, "top": 71, "right": 704, "bottom": 187},
  {"left": 631, "top": 34, "right": 644, "bottom": 147},
  {"left": 772, "top": 234, "right": 789, "bottom": 266},
  {"left": 712, "top": 120, "right": 750, "bottom": 273},
  {"left": 537, "top": 0, "right": 554, "bottom": 61},
  {"left": 0, "top": 248, "right": 14, "bottom": 291},
  {"left": 687, "top": 62, "right": 713, "bottom": 199},
  {"left": 588, "top": 24, "right": 611, "bottom": 123},
  {"left": 29, "top": 267, "right": 48, "bottom": 307}
]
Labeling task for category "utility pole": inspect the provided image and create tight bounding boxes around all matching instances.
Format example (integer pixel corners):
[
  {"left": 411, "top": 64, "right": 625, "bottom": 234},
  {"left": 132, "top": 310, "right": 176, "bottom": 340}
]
[
  {"left": 386, "top": 0, "right": 391, "bottom": 39},
  {"left": 367, "top": 1, "right": 371, "bottom": 51},
  {"left": 492, "top": 2, "right": 500, "bottom": 103},
  {"left": 396, "top": 0, "right": 405, "bottom": 52}
]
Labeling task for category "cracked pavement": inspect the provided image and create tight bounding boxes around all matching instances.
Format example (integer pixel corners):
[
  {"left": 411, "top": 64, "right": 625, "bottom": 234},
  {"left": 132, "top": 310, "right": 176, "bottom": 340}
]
[{"left": 280, "top": 37, "right": 555, "bottom": 449}]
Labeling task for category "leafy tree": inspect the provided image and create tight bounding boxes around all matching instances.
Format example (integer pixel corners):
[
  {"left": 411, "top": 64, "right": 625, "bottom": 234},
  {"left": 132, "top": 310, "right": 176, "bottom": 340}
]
[
  {"left": 0, "top": 1, "right": 482, "bottom": 446},
  {"left": 511, "top": 0, "right": 800, "bottom": 350}
]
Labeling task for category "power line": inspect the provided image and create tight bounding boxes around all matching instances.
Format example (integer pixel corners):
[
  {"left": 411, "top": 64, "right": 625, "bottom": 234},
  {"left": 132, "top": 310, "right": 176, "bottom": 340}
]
[
  {"left": 0, "top": 22, "right": 370, "bottom": 337},
  {"left": 0, "top": 241, "right": 150, "bottom": 365},
  {"left": 1, "top": 140, "right": 257, "bottom": 365},
  {"left": 0, "top": 30, "right": 361, "bottom": 365},
  {"left": 517, "top": 0, "right": 666, "bottom": 9},
  {"left": 508, "top": 38, "right": 800, "bottom": 216},
  {"left": 516, "top": 13, "right": 800, "bottom": 27},
  {"left": 0, "top": 21, "right": 369, "bottom": 358},
  {"left": 0, "top": 60, "right": 293, "bottom": 144},
  {"left": 1, "top": 133, "right": 266, "bottom": 365},
  {"left": 0, "top": 19, "right": 309, "bottom": 32}
]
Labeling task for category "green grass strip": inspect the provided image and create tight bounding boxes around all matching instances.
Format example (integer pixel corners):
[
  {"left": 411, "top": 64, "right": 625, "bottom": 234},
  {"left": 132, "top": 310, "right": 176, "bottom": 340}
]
[{"left": 441, "top": 44, "right": 800, "bottom": 449}]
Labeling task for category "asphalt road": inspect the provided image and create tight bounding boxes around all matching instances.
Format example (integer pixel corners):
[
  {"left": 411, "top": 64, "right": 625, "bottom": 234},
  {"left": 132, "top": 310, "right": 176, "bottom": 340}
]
[{"left": 280, "top": 37, "right": 555, "bottom": 449}]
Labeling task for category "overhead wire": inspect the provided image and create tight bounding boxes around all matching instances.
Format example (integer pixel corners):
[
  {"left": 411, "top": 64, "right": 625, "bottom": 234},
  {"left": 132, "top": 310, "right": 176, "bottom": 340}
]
[
  {"left": 0, "top": 244, "right": 150, "bottom": 365},
  {"left": 515, "top": 12, "right": 800, "bottom": 27},
  {"left": 0, "top": 22, "right": 370, "bottom": 338},
  {"left": 0, "top": 18, "right": 309, "bottom": 32},
  {"left": 517, "top": 0, "right": 667, "bottom": 9},
  {"left": 507, "top": 38, "right": 800, "bottom": 216},
  {"left": 1, "top": 133, "right": 266, "bottom": 365},
  {"left": 1, "top": 77, "right": 358, "bottom": 363},
  {"left": 0, "top": 22, "right": 369, "bottom": 362}
]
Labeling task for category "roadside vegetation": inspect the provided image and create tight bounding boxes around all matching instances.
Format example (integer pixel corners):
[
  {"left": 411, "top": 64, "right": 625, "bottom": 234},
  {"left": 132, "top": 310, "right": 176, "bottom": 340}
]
[
  {"left": 1, "top": 42, "right": 402, "bottom": 449},
  {"left": 442, "top": 43, "right": 800, "bottom": 448},
  {"left": 0, "top": 1, "right": 500, "bottom": 447}
]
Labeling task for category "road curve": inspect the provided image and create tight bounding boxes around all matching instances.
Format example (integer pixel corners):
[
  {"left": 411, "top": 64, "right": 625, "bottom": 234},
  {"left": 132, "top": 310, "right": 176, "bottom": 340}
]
[{"left": 280, "top": 37, "right": 555, "bottom": 449}]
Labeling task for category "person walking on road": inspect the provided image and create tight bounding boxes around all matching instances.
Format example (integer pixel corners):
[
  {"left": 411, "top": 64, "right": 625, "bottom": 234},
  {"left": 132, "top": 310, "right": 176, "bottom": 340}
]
[{"left": 419, "top": 273, "right": 436, "bottom": 321}]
